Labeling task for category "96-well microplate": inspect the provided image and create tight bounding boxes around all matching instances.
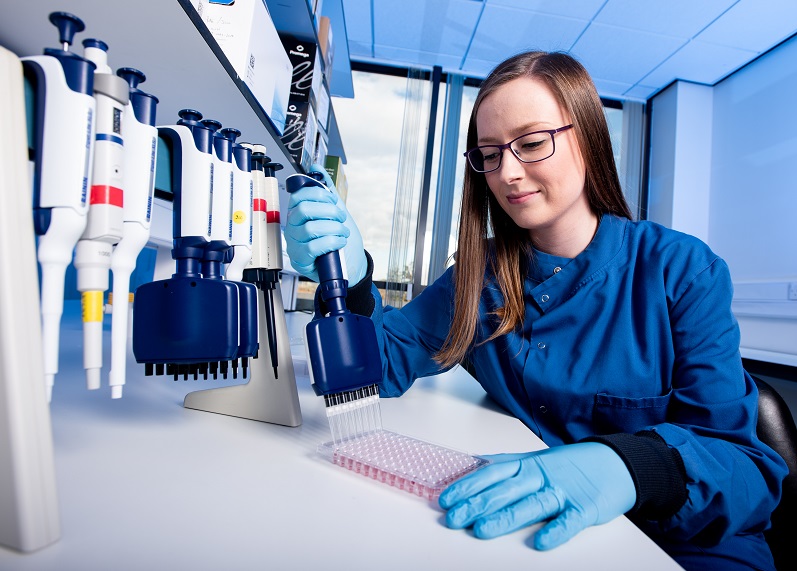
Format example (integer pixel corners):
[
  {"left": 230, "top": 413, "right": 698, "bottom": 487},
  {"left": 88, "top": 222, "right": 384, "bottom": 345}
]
[{"left": 317, "top": 430, "right": 488, "bottom": 500}]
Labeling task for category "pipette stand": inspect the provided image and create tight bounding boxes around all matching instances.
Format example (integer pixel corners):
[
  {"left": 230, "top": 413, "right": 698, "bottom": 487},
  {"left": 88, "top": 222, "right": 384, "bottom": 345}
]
[
  {"left": 183, "top": 282, "right": 302, "bottom": 427},
  {"left": 0, "top": 47, "right": 60, "bottom": 552}
]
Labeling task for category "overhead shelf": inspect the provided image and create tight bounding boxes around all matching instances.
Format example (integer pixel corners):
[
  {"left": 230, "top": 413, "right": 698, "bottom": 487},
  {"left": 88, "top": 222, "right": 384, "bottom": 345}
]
[
  {"left": 0, "top": 0, "right": 307, "bottom": 187},
  {"left": 266, "top": 0, "right": 354, "bottom": 98},
  {"left": 2, "top": 0, "right": 350, "bottom": 229}
]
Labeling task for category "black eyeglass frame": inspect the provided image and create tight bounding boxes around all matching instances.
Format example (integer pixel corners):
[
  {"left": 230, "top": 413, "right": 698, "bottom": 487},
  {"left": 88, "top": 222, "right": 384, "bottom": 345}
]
[{"left": 464, "top": 124, "right": 574, "bottom": 173}]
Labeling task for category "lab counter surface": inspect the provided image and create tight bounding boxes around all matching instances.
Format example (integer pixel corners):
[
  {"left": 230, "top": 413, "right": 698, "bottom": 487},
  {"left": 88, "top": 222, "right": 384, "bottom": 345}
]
[{"left": 0, "top": 306, "right": 683, "bottom": 571}]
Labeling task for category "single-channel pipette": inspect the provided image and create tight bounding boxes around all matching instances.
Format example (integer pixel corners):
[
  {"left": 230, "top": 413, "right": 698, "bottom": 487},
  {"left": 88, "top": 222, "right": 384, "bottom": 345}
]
[
  {"left": 241, "top": 145, "right": 282, "bottom": 379},
  {"left": 108, "top": 67, "right": 158, "bottom": 398},
  {"left": 22, "top": 12, "right": 96, "bottom": 400},
  {"left": 73, "top": 38, "right": 129, "bottom": 390}
]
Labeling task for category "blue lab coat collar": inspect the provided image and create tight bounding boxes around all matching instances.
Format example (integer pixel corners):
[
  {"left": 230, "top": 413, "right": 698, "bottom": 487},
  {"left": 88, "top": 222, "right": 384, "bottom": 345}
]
[{"left": 525, "top": 214, "right": 628, "bottom": 314}]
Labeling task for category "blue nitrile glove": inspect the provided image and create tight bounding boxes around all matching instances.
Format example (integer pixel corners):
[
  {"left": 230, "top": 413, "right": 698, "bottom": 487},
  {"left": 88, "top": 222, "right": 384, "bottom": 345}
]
[
  {"left": 438, "top": 442, "right": 636, "bottom": 550},
  {"left": 284, "top": 164, "right": 367, "bottom": 285}
]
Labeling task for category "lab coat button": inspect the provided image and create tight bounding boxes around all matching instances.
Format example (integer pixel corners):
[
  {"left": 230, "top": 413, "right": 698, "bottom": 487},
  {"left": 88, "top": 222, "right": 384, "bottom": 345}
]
[
  {"left": 539, "top": 405, "right": 547, "bottom": 413},
  {"left": 541, "top": 294, "right": 550, "bottom": 303},
  {"left": 553, "top": 266, "right": 561, "bottom": 274},
  {"left": 537, "top": 342, "right": 546, "bottom": 349}
]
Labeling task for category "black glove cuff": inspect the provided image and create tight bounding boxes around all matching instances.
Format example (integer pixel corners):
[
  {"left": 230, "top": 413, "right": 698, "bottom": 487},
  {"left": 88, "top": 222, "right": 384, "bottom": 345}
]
[
  {"left": 316, "top": 250, "right": 376, "bottom": 317},
  {"left": 581, "top": 430, "right": 688, "bottom": 520}
]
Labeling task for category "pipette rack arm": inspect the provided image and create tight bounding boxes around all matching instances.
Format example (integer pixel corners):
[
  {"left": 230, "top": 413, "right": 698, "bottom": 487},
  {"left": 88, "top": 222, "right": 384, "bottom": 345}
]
[
  {"left": 0, "top": 47, "right": 60, "bottom": 552},
  {"left": 182, "top": 278, "right": 302, "bottom": 427}
]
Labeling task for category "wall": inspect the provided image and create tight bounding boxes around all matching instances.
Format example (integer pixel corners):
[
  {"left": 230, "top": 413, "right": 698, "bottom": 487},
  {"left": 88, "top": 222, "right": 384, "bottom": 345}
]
[
  {"left": 711, "top": 35, "right": 797, "bottom": 365},
  {"left": 648, "top": 81, "right": 713, "bottom": 243},
  {"left": 648, "top": 36, "right": 797, "bottom": 366}
]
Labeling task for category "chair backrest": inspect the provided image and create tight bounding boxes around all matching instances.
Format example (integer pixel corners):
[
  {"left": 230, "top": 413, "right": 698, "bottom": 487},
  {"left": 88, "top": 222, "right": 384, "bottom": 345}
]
[{"left": 753, "top": 375, "right": 797, "bottom": 571}]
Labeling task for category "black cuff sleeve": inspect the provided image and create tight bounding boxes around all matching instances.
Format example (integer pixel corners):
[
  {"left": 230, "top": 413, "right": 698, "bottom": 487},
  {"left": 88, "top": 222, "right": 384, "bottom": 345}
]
[
  {"left": 582, "top": 430, "right": 688, "bottom": 520},
  {"left": 316, "top": 250, "right": 376, "bottom": 317}
]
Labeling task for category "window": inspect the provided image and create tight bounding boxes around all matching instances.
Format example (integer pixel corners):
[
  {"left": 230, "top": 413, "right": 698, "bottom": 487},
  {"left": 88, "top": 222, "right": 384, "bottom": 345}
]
[{"left": 309, "top": 68, "right": 631, "bottom": 309}]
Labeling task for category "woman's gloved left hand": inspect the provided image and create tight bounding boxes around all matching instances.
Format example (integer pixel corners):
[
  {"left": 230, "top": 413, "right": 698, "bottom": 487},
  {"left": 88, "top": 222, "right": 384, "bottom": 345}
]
[{"left": 438, "top": 442, "right": 637, "bottom": 550}]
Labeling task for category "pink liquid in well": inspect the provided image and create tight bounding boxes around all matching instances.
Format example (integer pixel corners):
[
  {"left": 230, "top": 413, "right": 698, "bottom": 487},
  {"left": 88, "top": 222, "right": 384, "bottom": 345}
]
[{"left": 318, "top": 430, "right": 488, "bottom": 500}]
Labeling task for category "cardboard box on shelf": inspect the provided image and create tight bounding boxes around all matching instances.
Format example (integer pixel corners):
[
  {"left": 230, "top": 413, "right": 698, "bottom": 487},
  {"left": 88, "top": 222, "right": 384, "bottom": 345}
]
[
  {"left": 280, "top": 99, "right": 317, "bottom": 171},
  {"left": 315, "top": 81, "right": 330, "bottom": 132},
  {"left": 314, "top": 126, "right": 328, "bottom": 170},
  {"left": 280, "top": 34, "right": 324, "bottom": 105},
  {"left": 324, "top": 155, "right": 348, "bottom": 203},
  {"left": 195, "top": 0, "right": 292, "bottom": 134},
  {"left": 317, "top": 15, "right": 334, "bottom": 83}
]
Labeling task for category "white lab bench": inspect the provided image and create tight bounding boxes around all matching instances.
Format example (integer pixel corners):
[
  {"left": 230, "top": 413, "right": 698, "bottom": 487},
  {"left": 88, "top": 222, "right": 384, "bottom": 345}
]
[{"left": 0, "top": 306, "right": 683, "bottom": 571}]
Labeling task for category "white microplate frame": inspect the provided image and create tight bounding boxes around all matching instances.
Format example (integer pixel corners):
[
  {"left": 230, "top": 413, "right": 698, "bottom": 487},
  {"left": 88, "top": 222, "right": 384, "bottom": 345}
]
[{"left": 318, "top": 430, "right": 488, "bottom": 500}]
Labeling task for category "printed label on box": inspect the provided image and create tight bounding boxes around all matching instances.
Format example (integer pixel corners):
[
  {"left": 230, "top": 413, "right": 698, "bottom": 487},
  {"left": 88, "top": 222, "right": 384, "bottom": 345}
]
[{"left": 281, "top": 35, "right": 319, "bottom": 102}]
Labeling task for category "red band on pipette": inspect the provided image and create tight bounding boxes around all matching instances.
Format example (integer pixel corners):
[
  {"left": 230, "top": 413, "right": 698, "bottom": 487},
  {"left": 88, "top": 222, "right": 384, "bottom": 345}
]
[
  {"left": 90, "top": 185, "right": 123, "bottom": 207},
  {"left": 253, "top": 198, "right": 266, "bottom": 212},
  {"left": 267, "top": 211, "right": 280, "bottom": 223}
]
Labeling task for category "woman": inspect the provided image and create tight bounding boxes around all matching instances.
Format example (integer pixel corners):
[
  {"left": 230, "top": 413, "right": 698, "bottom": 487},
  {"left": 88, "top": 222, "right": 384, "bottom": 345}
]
[{"left": 284, "top": 51, "right": 787, "bottom": 570}]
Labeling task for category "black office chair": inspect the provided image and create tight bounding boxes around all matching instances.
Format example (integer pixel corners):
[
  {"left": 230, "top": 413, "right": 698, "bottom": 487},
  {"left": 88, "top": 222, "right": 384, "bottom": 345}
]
[{"left": 753, "top": 375, "right": 797, "bottom": 571}]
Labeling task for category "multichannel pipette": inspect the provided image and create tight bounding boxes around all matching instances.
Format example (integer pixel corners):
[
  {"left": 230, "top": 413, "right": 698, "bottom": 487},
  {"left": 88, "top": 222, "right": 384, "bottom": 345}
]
[
  {"left": 199, "top": 118, "right": 233, "bottom": 281},
  {"left": 285, "top": 173, "right": 383, "bottom": 443},
  {"left": 242, "top": 145, "right": 283, "bottom": 379},
  {"left": 133, "top": 110, "right": 258, "bottom": 381},
  {"left": 222, "top": 128, "right": 253, "bottom": 283},
  {"left": 108, "top": 67, "right": 159, "bottom": 399},
  {"left": 22, "top": 12, "right": 96, "bottom": 400},
  {"left": 201, "top": 119, "right": 258, "bottom": 380},
  {"left": 73, "top": 38, "right": 129, "bottom": 391}
]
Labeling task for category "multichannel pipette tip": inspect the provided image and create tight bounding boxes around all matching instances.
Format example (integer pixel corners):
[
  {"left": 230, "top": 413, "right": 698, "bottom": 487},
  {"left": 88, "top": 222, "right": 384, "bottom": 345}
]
[
  {"left": 324, "top": 384, "right": 382, "bottom": 445},
  {"left": 318, "top": 430, "right": 489, "bottom": 500}
]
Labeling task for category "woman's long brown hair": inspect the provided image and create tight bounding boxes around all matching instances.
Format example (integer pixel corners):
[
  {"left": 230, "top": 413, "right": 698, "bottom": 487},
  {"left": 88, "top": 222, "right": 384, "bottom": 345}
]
[{"left": 434, "top": 51, "right": 632, "bottom": 368}]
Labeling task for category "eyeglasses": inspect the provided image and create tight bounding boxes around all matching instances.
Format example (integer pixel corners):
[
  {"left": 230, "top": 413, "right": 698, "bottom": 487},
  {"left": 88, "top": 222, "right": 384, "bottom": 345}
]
[{"left": 464, "top": 124, "right": 574, "bottom": 173}]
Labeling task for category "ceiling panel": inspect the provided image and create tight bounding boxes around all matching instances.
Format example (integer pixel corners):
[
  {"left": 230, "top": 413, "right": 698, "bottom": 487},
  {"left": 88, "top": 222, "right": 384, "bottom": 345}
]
[
  {"left": 466, "top": 6, "right": 588, "bottom": 65},
  {"left": 641, "top": 40, "right": 759, "bottom": 87},
  {"left": 456, "top": 56, "right": 504, "bottom": 78},
  {"left": 342, "top": 0, "right": 373, "bottom": 48},
  {"left": 593, "top": 0, "right": 734, "bottom": 38},
  {"left": 488, "top": 0, "right": 605, "bottom": 19},
  {"left": 623, "top": 83, "right": 660, "bottom": 100},
  {"left": 696, "top": 0, "right": 797, "bottom": 52},
  {"left": 572, "top": 23, "right": 686, "bottom": 84},
  {"left": 348, "top": 39, "right": 374, "bottom": 59},
  {"left": 372, "top": 45, "right": 464, "bottom": 71},
  {"left": 341, "top": 0, "right": 797, "bottom": 102},
  {"left": 591, "top": 77, "right": 636, "bottom": 101},
  {"left": 373, "top": 0, "right": 482, "bottom": 59}
]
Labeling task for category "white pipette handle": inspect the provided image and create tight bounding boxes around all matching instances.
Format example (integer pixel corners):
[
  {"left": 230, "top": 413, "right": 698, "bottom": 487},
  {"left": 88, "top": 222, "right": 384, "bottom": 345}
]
[
  {"left": 38, "top": 207, "right": 88, "bottom": 401},
  {"left": 109, "top": 223, "right": 149, "bottom": 398}
]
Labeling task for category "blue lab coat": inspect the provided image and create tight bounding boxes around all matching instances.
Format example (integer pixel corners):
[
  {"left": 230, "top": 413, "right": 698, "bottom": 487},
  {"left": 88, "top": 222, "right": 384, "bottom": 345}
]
[{"left": 361, "top": 214, "right": 787, "bottom": 570}]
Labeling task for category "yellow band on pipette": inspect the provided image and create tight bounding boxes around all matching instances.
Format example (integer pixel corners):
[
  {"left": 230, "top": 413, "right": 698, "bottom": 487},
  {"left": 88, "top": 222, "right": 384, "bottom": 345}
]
[{"left": 81, "top": 291, "right": 104, "bottom": 322}]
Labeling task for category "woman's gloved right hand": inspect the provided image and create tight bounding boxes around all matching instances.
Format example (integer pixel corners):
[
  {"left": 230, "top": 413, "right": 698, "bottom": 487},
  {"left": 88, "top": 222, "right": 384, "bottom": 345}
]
[{"left": 284, "top": 164, "right": 367, "bottom": 285}]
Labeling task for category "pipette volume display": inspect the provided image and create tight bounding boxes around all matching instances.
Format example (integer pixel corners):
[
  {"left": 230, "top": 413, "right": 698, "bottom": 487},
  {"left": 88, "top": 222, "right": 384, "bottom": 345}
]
[{"left": 318, "top": 430, "right": 489, "bottom": 501}]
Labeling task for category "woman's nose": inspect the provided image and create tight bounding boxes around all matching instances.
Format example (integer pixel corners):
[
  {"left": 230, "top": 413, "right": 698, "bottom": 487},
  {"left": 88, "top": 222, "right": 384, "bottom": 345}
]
[{"left": 496, "top": 148, "right": 525, "bottom": 182}]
